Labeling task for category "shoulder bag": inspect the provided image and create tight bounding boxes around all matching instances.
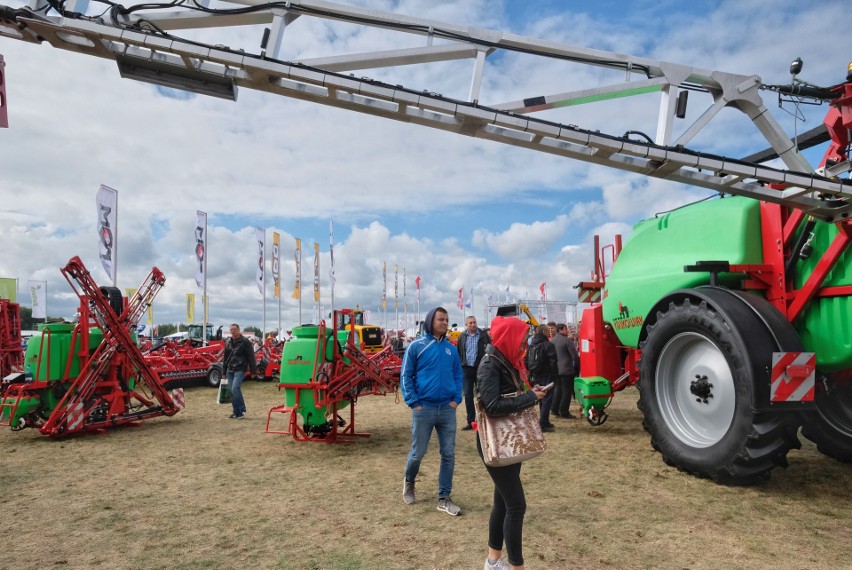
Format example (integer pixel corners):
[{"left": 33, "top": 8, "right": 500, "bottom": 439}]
[{"left": 475, "top": 362, "right": 547, "bottom": 467}]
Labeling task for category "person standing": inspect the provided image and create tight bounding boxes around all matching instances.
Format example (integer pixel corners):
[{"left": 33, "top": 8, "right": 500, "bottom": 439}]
[
  {"left": 401, "top": 306, "right": 464, "bottom": 516},
  {"left": 551, "top": 323, "right": 580, "bottom": 419},
  {"left": 477, "top": 316, "right": 548, "bottom": 570},
  {"left": 526, "top": 324, "right": 558, "bottom": 432},
  {"left": 222, "top": 323, "right": 257, "bottom": 420},
  {"left": 457, "top": 315, "right": 489, "bottom": 431}
]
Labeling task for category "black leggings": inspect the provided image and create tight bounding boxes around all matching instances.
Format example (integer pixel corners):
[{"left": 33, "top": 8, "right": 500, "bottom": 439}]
[{"left": 477, "top": 438, "right": 526, "bottom": 566}]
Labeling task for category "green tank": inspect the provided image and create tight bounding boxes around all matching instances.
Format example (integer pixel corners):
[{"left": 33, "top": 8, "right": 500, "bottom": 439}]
[{"left": 279, "top": 325, "right": 350, "bottom": 430}]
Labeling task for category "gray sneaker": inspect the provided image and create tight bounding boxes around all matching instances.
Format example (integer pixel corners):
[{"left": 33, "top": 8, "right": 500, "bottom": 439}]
[
  {"left": 437, "top": 497, "right": 461, "bottom": 516},
  {"left": 484, "top": 557, "right": 510, "bottom": 570},
  {"left": 402, "top": 480, "right": 416, "bottom": 505}
]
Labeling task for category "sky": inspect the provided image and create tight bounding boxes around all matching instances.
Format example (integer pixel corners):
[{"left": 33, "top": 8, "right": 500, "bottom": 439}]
[{"left": 0, "top": 0, "right": 849, "bottom": 334}]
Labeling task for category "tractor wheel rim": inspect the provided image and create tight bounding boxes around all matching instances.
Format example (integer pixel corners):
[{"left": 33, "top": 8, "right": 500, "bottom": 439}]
[{"left": 656, "top": 331, "right": 736, "bottom": 448}]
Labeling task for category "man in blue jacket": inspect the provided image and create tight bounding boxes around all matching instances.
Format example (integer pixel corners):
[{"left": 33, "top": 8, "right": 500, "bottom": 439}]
[{"left": 401, "top": 306, "right": 464, "bottom": 516}]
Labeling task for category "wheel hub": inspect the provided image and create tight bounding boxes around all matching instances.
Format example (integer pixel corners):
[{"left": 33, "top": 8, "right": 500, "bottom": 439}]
[{"left": 690, "top": 374, "right": 714, "bottom": 404}]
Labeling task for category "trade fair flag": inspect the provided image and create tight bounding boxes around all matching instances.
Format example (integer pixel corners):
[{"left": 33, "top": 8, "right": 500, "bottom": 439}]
[
  {"left": 457, "top": 288, "right": 464, "bottom": 310},
  {"left": 313, "top": 242, "right": 320, "bottom": 303},
  {"left": 292, "top": 238, "right": 302, "bottom": 300},
  {"left": 256, "top": 227, "right": 265, "bottom": 296},
  {"left": 29, "top": 280, "right": 47, "bottom": 319},
  {"left": 272, "top": 232, "right": 281, "bottom": 299},
  {"left": 195, "top": 211, "right": 207, "bottom": 290},
  {"left": 96, "top": 184, "right": 118, "bottom": 286},
  {"left": 381, "top": 262, "right": 387, "bottom": 310},
  {"left": 186, "top": 293, "right": 195, "bottom": 323},
  {"left": 0, "top": 277, "right": 16, "bottom": 302}
]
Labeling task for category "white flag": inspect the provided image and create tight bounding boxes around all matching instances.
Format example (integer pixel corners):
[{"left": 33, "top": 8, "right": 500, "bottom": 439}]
[
  {"left": 329, "top": 220, "right": 336, "bottom": 287},
  {"left": 195, "top": 211, "right": 207, "bottom": 289},
  {"left": 29, "top": 280, "right": 47, "bottom": 319},
  {"left": 96, "top": 185, "right": 118, "bottom": 285},
  {"left": 256, "top": 227, "right": 265, "bottom": 296}
]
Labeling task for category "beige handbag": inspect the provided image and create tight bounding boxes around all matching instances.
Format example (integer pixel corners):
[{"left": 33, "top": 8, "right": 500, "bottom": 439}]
[{"left": 475, "top": 371, "right": 547, "bottom": 467}]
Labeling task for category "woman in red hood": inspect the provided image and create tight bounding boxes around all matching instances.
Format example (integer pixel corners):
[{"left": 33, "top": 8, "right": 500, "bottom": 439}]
[{"left": 476, "top": 316, "right": 548, "bottom": 570}]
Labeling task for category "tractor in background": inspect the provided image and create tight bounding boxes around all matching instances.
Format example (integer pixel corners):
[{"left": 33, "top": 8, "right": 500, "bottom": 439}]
[
  {"left": 0, "top": 257, "right": 184, "bottom": 436},
  {"left": 266, "top": 308, "right": 401, "bottom": 443}
]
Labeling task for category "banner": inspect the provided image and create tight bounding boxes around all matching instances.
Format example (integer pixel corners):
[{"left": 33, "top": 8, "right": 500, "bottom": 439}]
[
  {"left": 96, "top": 184, "right": 118, "bottom": 285},
  {"left": 292, "top": 238, "right": 301, "bottom": 299},
  {"left": 312, "top": 242, "right": 320, "bottom": 303},
  {"left": 147, "top": 302, "right": 153, "bottom": 325},
  {"left": 186, "top": 293, "right": 195, "bottom": 324},
  {"left": 125, "top": 288, "right": 137, "bottom": 305},
  {"left": 256, "top": 227, "right": 265, "bottom": 296},
  {"left": 195, "top": 211, "right": 207, "bottom": 289},
  {"left": 381, "top": 262, "right": 387, "bottom": 310},
  {"left": 29, "top": 280, "right": 47, "bottom": 319},
  {"left": 540, "top": 281, "right": 546, "bottom": 302},
  {"left": 272, "top": 232, "right": 280, "bottom": 299},
  {"left": 0, "top": 277, "right": 16, "bottom": 302},
  {"left": 457, "top": 288, "right": 464, "bottom": 310},
  {"left": 329, "top": 221, "right": 336, "bottom": 287},
  {"left": 394, "top": 265, "right": 399, "bottom": 309}
]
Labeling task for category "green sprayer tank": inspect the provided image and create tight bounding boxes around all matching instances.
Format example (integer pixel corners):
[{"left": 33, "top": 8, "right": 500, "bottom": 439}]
[
  {"left": 2, "top": 323, "right": 106, "bottom": 424},
  {"left": 279, "top": 324, "right": 351, "bottom": 430},
  {"left": 602, "top": 196, "right": 851, "bottom": 371}
]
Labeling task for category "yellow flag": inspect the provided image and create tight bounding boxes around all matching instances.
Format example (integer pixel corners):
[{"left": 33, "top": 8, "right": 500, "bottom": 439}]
[
  {"left": 125, "top": 288, "right": 137, "bottom": 301},
  {"left": 186, "top": 293, "right": 195, "bottom": 323}
]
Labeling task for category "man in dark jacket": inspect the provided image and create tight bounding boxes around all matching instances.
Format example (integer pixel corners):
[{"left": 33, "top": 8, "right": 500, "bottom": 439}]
[
  {"left": 457, "top": 315, "right": 490, "bottom": 431},
  {"left": 222, "top": 323, "right": 257, "bottom": 420},
  {"left": 525, "top": 324, "right": 558, "bottom": 431},
  {"left": 551, "top": 323, "right": 580, "bottom": 418}
]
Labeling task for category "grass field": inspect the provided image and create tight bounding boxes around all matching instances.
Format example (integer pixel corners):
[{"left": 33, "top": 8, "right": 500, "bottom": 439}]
[{"left": 1, "top": 381, "right": 850, "bottom": 570}]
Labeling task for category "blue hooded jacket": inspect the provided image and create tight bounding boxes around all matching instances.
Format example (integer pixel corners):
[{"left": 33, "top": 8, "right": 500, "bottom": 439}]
[{"left": 401, "top": 307, "right": 463, "bottom": 408}]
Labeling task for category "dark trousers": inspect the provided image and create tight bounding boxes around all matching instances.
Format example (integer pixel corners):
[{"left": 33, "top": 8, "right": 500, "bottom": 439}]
[
  {"left": 462, "top": 366, "right": 477, "bottom": 426},
  {"left": 554, "top": 374, "right": 574, "bottom": 416},
  {"left": 477, "top": 437, "right": 526, "bottom": 567},
  {"left": 539, "top": 387, "right": 554, "bottom": 426}
]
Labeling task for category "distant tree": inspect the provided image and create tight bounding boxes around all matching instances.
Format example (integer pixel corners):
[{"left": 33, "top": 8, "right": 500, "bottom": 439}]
[
  {"left": 157, "top": 323, "right": 178, "bottom": 336},
  {"left": 244, "top": 326, "right": 262, "bottom": 337}
]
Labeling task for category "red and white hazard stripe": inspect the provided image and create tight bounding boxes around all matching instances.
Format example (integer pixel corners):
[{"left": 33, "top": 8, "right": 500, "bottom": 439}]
[
  {"left": 770, "top": 352, "right": 815, "bottom": 403},
  {"left": 171, "top": 388, "right": 186, "bottom": 411},
  {"left": 577, "top": 289, "right": 601, "bottom": 304},
  {"left": 66, "top": 401, "right": 85, "bottom": 431}
]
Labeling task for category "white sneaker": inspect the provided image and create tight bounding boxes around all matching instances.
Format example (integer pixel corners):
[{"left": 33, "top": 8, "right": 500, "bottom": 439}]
[{"left": 484, "top": 557, "right": 510, "bottom": 570}]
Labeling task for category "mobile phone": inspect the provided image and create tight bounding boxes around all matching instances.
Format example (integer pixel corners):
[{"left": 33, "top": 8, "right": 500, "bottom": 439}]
[{"left": 539, "top": 382, "right": 554, "bottom": 391}]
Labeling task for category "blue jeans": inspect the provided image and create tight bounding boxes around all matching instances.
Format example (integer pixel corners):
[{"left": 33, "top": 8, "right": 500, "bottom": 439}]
[
  {"left": 404, "top": 403, "right": 457, "bottom": 499},
  {"left": 227, "top": 369, "right": 246, "bottom": 416}
]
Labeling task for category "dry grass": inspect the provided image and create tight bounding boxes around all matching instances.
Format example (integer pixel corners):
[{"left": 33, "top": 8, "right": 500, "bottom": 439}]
[{"left": 1, "top": 383, "right": 850, "bottom": 570}]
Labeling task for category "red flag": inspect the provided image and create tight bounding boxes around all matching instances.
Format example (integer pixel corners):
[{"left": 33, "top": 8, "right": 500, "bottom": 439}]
[
  {"left": 415, "top": 276, "right": 421, "bottom": 290},
  {"left": 457, "top": 288, "right": 464, "bottom": 310},
  {"left": 539, "top": 282, "right": 546, "bottom": 294}
]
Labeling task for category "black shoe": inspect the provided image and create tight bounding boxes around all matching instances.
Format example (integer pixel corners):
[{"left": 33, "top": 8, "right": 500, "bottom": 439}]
[
  {"left": 565, "top": 413, "right": 578, "bottom": 419},
  {"left": 541, "top": 424, "right": 555, "bottom": 433},
  {"left": 461, "top": 424, "right": 473, "bottom": 431}
]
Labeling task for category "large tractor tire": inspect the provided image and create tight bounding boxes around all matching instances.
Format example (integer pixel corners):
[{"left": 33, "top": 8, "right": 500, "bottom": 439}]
[
  {"left": 638, "top": 291, "right": 801, "bottom": 485},
  {"left": 802, "top": 378, "right": 852, "bottom": 463},
  {"left": 99, "top": 286, "right": 124, "bottom": 317}
]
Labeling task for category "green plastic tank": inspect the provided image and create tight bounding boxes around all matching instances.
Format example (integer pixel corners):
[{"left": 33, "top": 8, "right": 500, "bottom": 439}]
[
  {"left": 280, "top": 325, "right": 349, "bottom": 429},
  {"left": 603, "top": 196, "right": 763, "bottom": 349}
]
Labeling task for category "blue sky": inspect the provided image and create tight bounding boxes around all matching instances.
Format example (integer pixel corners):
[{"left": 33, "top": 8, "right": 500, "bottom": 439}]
[{"left": 0, "top": 0, "right": 848, "bottom": 332}]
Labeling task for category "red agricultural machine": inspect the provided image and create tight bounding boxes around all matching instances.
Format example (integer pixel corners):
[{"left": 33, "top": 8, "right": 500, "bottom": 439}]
[
  {"left": 266, "top": 308, "right": 401, "bottom": 443},
  {"left": 0, "top": 299, "right": 24, "bottom": 381},
  {"left": 0, "top": 257, "right": 184, "bottom": 436}
]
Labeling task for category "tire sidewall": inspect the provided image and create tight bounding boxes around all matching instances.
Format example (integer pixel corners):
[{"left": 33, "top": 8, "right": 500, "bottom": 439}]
[{"left": 640, "top": 300, "right": 756, "bottom": 474}]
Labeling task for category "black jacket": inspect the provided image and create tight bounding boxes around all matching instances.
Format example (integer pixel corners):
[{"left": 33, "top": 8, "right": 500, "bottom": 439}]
[
  {"left": 457, "top": 328, "right": 489, "bottom": 369},
  {"left": 223, "top": 335, "right": 257, "bottom": 375},
  {"left": 525, "top": 332, "right": 558, "bottom": 384},
  {"left": 476, "top": 345, "right": 538, "bottom": 417}
]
